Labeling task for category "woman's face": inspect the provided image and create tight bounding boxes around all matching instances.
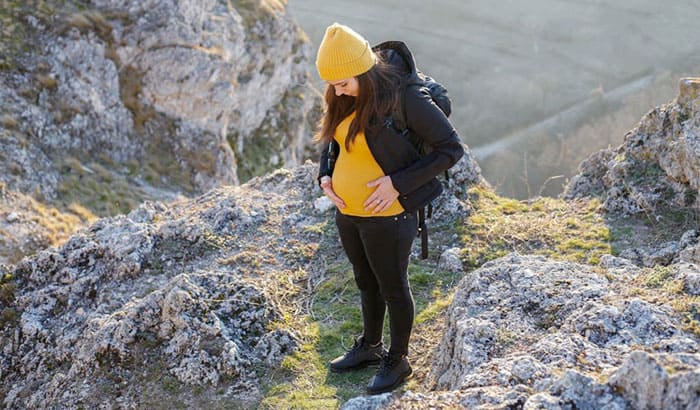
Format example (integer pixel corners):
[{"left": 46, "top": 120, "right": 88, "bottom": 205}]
[{"left": 328, "top": 77, "right": 359, "bottom": 97}]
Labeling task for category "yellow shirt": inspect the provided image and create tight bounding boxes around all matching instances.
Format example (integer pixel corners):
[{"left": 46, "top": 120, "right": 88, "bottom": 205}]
[{"left": 332, "top": 113, "right": 404, "bottom": 217}]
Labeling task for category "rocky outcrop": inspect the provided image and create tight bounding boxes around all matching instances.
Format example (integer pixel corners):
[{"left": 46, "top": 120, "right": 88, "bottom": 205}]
[
  {"left": 1, "top": 163, "right": 318, "bottom": 408},
  {"left": 0, "top": 0, "right": 318, "bottom": 265},
  {"left": 0, "top": 0, "right": 316, "bottom": 205},
  {"left": 617, "top": 229, "right": 699, "bottom": 268},
  {"left": 345, "top": 253, "right": 700, "bottom": 409},
  {"left": 564, "top": 78, "right": 700, "bottom": 215},
  {"left": 3, "top": 2, "right": 700, "bottom": 406},
  {"left": 3, "top": 83, "right": 700, "bottom": 407}
]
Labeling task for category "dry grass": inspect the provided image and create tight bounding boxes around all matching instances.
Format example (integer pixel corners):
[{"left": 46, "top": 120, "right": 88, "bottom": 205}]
[
  {"left": 56, "top": 156, "right": 151, "bottom": 217},
  {"left": 408, "top": 290, "right": 454, "bottom": 390},
  {"left": 0, "top": 189, "right": 95, "bottom": 264},
  {"left": 626, "top": 266, "right": 700, "bottom": 339},
  {"left": 0, "top": 115, "right": 17, "bottom": 129},
  {"left": 59, "top": 9, "right": 112, "bottom": 38},
  {"left": 462, "top": 184, "right": 611, "bottom": 267}
]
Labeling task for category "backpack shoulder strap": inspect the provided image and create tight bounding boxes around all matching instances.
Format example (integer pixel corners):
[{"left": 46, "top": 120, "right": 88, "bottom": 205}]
[
  {"left": 388, "top": 80, "right": 410, "bottom": 134},
  {"left": 418, "top": 206, "right": 429, "bottom": 259},
  {"left": 390, "top": 80, "right": 427, "bottom": 132}
]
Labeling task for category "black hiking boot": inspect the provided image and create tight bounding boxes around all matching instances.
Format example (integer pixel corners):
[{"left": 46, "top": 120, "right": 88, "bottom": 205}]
[
  {"left": 329, "top": 336, "right": 384, "bottom": 373},
  {"left": 366, "top": 351, "right": 412, "bottom": 395}
]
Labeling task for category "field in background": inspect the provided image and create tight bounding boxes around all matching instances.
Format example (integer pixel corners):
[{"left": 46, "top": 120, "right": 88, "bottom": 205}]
[{"left": 288, "top": 0, "right": 700, "bottom": 198}]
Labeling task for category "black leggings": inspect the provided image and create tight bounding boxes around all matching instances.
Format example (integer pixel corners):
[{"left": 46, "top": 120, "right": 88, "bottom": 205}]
[{"left": 335, "top": 210, "right": 417, "bottom": 356}]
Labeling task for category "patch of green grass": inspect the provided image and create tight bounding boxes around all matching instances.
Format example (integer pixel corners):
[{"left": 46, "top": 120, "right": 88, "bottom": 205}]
[
  {"left": 408, "top": 261, "right": 463, "bottom": 324},
  {"left": 56, "top": 156, "right": 150, "bottom": 217},
  {"left": 261, "top": 335, "right": 343, "bottom": 409},
  {"left": 670, "top": 296, "right": 700, "bottom": 338},
  {"left": 497, "top": 197, "right": 528, "bottom": 215},
  {"left": 259, "top": 239, "right": 468, "bottom": 407},
  {"left": 559, "top": 238, "right": 595, "bottom": 251},
  {"left": 260, "top": 259, "right": 361, "bottom": 408},
  {"left": 414, "top": 291, "right": 454, "bottom": 326},
  {"left": 461, "top": 185, "right": 611, "bottom": 266},
  {"left": 643, "top": 266, "right": 676, "bottom": 288}
]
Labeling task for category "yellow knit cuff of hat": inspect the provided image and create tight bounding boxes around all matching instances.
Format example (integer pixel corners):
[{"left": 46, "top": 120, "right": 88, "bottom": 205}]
[{"left": 316, "top": 23, "right": 377, "bottom": 81}]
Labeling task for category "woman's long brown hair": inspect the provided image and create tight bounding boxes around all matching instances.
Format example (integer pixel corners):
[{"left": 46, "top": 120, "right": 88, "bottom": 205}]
[{"left": 314, "top": 53, "right": 401, "bottom": 151}]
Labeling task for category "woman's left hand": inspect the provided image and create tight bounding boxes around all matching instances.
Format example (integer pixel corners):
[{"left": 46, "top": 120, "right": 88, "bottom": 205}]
[{"left": 364, "top": 176, "right": 399, "bottom": 214}]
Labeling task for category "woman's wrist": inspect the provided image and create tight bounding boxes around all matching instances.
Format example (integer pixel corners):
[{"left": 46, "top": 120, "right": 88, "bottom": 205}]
[{"left": 320, "top": 176, "right": 332, "bottom": 188}]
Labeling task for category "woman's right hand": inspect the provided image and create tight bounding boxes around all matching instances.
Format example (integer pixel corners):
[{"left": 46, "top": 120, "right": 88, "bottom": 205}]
[{"left": 320, "top": 176, "right": 346, "bottom": 209}]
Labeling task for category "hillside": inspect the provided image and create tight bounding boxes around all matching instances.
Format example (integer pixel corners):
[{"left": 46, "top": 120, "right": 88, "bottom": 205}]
[
  {"left": 0, "top": 0, "right": 319, "bottom": 265},
  {"left": 1, "top": 1, "right": 700, "bottom": 408},
  {"left": 2, "top": 79, "right": 700, "bottom": 406}
]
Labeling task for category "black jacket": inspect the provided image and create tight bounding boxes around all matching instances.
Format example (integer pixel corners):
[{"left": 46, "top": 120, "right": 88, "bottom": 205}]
[{"left": 318, "top": 41, "right": 464, "bottom": 213}]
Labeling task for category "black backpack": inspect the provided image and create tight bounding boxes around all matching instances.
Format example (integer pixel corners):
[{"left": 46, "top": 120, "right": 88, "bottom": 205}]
[
  {"left": 385, "top": 66, "right": 453, "bottom": 260},
  {"left": 376, "top": 40, "right": 453, "bottom": 153},
  {"left": 386, "top": 72, "right": 452, "bottom": 174},
  {"left": 386, "top": 72, "right": 452, "bottom": 151}
]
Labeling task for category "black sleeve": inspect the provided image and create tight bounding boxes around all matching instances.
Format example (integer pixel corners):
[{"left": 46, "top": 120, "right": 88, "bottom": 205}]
[
  {"left": 389, "top": 87, "right": 464, "bottom": 194},
  {"left": 317, "top": 140, "right": 339, "bottom": 186}
]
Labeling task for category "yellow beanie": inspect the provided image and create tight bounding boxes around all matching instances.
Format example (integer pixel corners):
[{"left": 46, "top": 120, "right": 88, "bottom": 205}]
[{"left": 315, "top": 23, "right": 376, "bottom": 81}]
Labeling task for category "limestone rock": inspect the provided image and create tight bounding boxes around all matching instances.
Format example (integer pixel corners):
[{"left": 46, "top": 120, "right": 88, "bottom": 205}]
[
  {"left": 609, "top": 351, "right": 700, "bottom": 410},
  {"left": 340, "top": 393, "right": 393, "bottom": 410},
  {"left": 437, "top": 247, "right": 463, "bottom": 273},
  {"left": 564, "top": 77, "right": 700, "bottom": 216},
  {"left": 430, "top": 254, "right": 612, "bottom": 391},
  {"left": 681, "top": 245, "right": 700, "bottom": 265},
  {"left": 0, "top": 163, "right": 331, "bottom": 408},
  {"left": 545, "top": 370, "right": 626, "bottom": 410},
  {"left": 0, "top": 0, "right": 317, "bottom": 218},
  {"left": 678, "top": 263, "right": 700, "bottom": 295},
  {"left": 314, "top": 195, "right": 334, "bottom": 213},
  {"left": 407, "top": 252, "right": 700, "bottom": 408},
  {"left": 599, "top": 254, "right": 637, "bottom": 271}
]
